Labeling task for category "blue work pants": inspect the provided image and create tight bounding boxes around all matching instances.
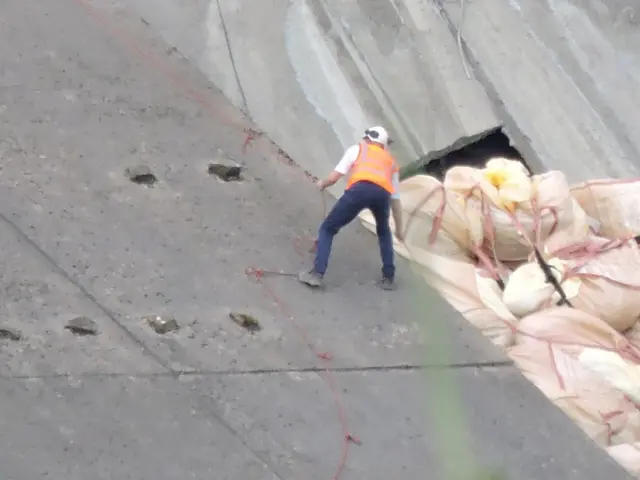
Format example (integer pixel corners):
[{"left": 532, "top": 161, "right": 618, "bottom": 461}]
[{"left": 314, "top": 181, "right": 395, "bottom": 280}]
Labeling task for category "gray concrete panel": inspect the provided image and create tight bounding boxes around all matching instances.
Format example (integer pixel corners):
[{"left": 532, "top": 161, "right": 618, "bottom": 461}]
[
  {"left": 440, "top": 0, "right": 640, "bottom": 180},
  {"left": 0, "top": 375, "right": 278, "bottom": 480},
  {"left": 0, "top": 213, "right": 164, "bottom": 377},
  {"left": 0, "top": 368, "right": 630, "bottom": 480},
  {"left": 122, "top": 0, "right": 499, "bottom": 182},
  {"left": 184, "top": 367, "right": 631, "bottom": 479},
  {"left": 318, "top": 0, "right": 499, "bottom": 158}
]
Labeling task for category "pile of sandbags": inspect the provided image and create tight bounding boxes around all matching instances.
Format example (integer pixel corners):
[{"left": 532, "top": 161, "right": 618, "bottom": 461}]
[
  {"left": 503, "top": 236, "right": 640, "bottom": 332},
  {"left": 359, "top": 160, "right": 640, "bottom": 475},
  {"left": 510, "top": 308, "right": 640, "bottom": 446}
]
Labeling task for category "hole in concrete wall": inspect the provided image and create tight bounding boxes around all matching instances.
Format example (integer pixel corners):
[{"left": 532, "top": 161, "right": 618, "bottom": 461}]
[
  {"left": 125, "top": 165, "right": 157, "bottom": 185},
  {"left": 207, "top": 149, "right": 244, "bottom": 182},
  {"left": 145, "top": 315, "right": 180, "bottom": 334},
  {"left": 0, "top": 327, "right": 21, "bottom": 341},
  {"left": 229, "top": 312, "right": 261, "bottom": 333},
  {"left": 65, "top": 316, "right": 98, "bottom": 336},
  {"left": 419, "top": 128, "right": 531, "bottom": 180},
  {"left": 208, "top": 164, "right": 243, "bottom": 182}
]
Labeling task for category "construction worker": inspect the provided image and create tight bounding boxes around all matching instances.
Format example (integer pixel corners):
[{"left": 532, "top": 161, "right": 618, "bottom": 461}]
[{"left": 298, "top": 126, "right": 404, "bottom": 290}]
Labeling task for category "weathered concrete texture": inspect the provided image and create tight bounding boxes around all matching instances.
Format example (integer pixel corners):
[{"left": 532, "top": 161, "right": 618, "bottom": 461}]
[
  {"left": 0, "top": 0, "right": 632, "bottom": 478},
  {"left": 0, "top": 369, "right": 629, "bottom": 480},
  {"left": 191, "top": 367, "right": 630, "bottom": 479},
  {"left": 440, "top": 0, "right": 640, "bottom": 180},
  {"left": 315, "top": 0, "right": 499, "bottom": 158},
  {"left": 0, "top": 375, "right": 278, "bottom": 480},
  {"left": 0, "top": 221, "right": 164, "bottom": 377},
  {"left": 123, "top": 0, "right": 500, "bottom": 183},
  {"left": 124, "top": 0, "right": 640, "bottom": 185}
]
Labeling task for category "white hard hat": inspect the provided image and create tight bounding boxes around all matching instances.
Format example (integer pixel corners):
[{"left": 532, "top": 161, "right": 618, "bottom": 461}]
[{"left": 363, "top": 126, "right": 390, "bottom": 147}]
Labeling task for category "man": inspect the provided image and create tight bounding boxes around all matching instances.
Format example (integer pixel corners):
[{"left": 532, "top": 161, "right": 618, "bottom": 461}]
[{"left": 298, "top": 126, "right": 404, "bottom": 290}]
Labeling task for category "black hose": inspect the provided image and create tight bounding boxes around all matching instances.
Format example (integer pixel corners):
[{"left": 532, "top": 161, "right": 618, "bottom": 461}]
[{"left": 533, "top": 247, "right": 573, "bottom": 308}]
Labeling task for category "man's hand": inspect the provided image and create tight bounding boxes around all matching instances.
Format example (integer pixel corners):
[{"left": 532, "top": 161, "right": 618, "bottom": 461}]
[
  {"left": 317, "top": 171, "right": 344, "bottom": 191},
  {"left": 391, "top": 198, "right": 404, "bottom": 242}
]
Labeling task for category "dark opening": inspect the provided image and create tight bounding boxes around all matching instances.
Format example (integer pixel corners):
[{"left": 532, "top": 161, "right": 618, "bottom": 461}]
[
  {"left": 125, "top": 165, "right": 158, "bottom": 186},
  {"left": 208, "top": 163, "right": 243, "bottom": 182},
  {"left": 418, "top": 128, "right": 530, "bottom": 180}
]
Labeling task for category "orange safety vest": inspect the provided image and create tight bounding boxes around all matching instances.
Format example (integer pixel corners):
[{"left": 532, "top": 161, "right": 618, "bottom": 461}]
[{"left": 346, "top": 142, "right": 399, "bottom": 194}]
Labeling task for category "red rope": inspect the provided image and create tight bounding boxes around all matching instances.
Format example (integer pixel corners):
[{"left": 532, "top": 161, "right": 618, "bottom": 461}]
[
  {"left": 71, "top": 2, "right": 358, "bottom": 477},
  {"left": 245, "top": 261, "right": 360, "bottom": 479}
]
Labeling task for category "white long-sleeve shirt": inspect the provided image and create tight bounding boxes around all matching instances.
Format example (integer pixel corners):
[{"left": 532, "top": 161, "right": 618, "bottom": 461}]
[{"left": 333, "top": 144, "right": 400, "bottom": 199}]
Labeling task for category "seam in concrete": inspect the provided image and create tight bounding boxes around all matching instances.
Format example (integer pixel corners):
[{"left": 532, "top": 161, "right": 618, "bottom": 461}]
[
  {"left": 0, "top": 360, "right": 513, "bottom": 381},
  {"left": 214, "top": 0, "right": 250, "bottom": 116},
  {"left": 201, "top": 360, "right": 514, "bottom": 376},
  {"left": 0, "top": 210, "right": 173, "bottom": 372},
  {"left": 0, "top": 210, "right": 286, "bottom": 477}
]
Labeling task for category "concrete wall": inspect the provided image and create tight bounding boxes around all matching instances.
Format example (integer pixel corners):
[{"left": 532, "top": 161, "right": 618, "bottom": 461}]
[
  {"left": 124, "top": 0, "right": 500, "bottom": 185},
  {"left": 124, "top": 0, "right": 640, "bottom": 185},
  {"left": 439, "top": 0, "right": 640, "bottom": 180}
]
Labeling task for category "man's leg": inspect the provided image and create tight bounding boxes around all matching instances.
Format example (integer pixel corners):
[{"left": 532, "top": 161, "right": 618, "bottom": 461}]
[
  {"left": 369, "top": 190, "right": 396, "bottom": 289},
  {"left": 299, "top": 185, "right": 367, "bottom": 287}
]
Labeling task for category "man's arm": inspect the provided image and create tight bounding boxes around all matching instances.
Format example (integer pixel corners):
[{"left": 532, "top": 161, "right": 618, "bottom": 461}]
[
  {"left": 390, "top": 171, "right": 404, "bottom": 241},
  {"left": 317, "top": 145, "right": 359, "bottom": 190}
]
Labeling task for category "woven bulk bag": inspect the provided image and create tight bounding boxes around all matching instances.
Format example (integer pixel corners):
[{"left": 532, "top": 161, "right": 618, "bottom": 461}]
[
  {"left": 503, "top": 237, "right": 640, "bottom": 332},
  {"left": 626, "top": 322, "right": 640, "bottom": 351},
  {"left": 508, "top": 307, "right": 640, "bottom": 446},
  {"left": 571, "top": 179, "right": 640, "bottom": 238},
  {"left": 359, "top": 174, "right": 483, "bottom": 259},
  {"left": 445, "top": 159, "right": 589, "bottom": 262},
  {"left": 502, "top": 257, "right": 575, "bottom": 318},
  {"left": 580, "top": 348, "right": 640, "bottom": 405},
  {"left": 417, "top": 250, "right": 517, "bottom": 348},
  {"left": 607, "top": 443, "right": 640, "bottom": 476}
]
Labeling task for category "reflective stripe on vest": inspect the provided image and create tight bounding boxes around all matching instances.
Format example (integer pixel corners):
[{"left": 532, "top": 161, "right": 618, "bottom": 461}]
[{"left": 346, "top": 142, "right": 398, "bottom": 194}]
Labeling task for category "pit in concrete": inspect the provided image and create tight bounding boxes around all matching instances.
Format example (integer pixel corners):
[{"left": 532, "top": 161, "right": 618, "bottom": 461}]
[{"left": 403, "top": 128, "right": 531, "bottom": 180}]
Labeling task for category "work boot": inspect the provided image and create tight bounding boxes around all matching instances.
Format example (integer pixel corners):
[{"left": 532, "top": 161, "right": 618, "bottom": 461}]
[
  {"left": 298, "top": 269, "right": 324, "bottom": 288},
  {"left": 379, "top": 276, "right": 396, "bottom": 291}
]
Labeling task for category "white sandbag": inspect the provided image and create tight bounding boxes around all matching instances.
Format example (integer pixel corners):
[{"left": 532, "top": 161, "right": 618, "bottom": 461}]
[
  {"left": 509, "top": 308, "right": 640, "bottom": 446},
  {"left": 571, "top": 179, "right": 640, "bottom": 238},
  {"left": 502, "top": 237, "right": 640, "bottom": 332},
  {"left": 359, "top": 174, "right": 483, "bottom": 259},
  {"left": 502, "top": 257, "right": 579, "bottom": 317},
  {"left": 607, "top": 442, "right": 640, "bottom": 476},
  {"left": 418, "top": 251, "right": 517, "bottom": 348},
  {"left": 580, "top": 348, "right": 640, "bottom": 404},
  {"left": 445, "top": 159, "right": 589, "bottom": 262}
]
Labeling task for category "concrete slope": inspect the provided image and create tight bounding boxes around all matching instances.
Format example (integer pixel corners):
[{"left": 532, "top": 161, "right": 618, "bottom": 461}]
[
  {"left": 124, "top": 0, "right": 640, "bottom": 185},
  {"left": 123, "top": 0, "right": 500, "bottom": 182},
  {"left": 440, "top": 0, "right": 640, "bottom": 180},
  {"left": 0, "top": 0, "right": 633, "bottom": 479}
]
